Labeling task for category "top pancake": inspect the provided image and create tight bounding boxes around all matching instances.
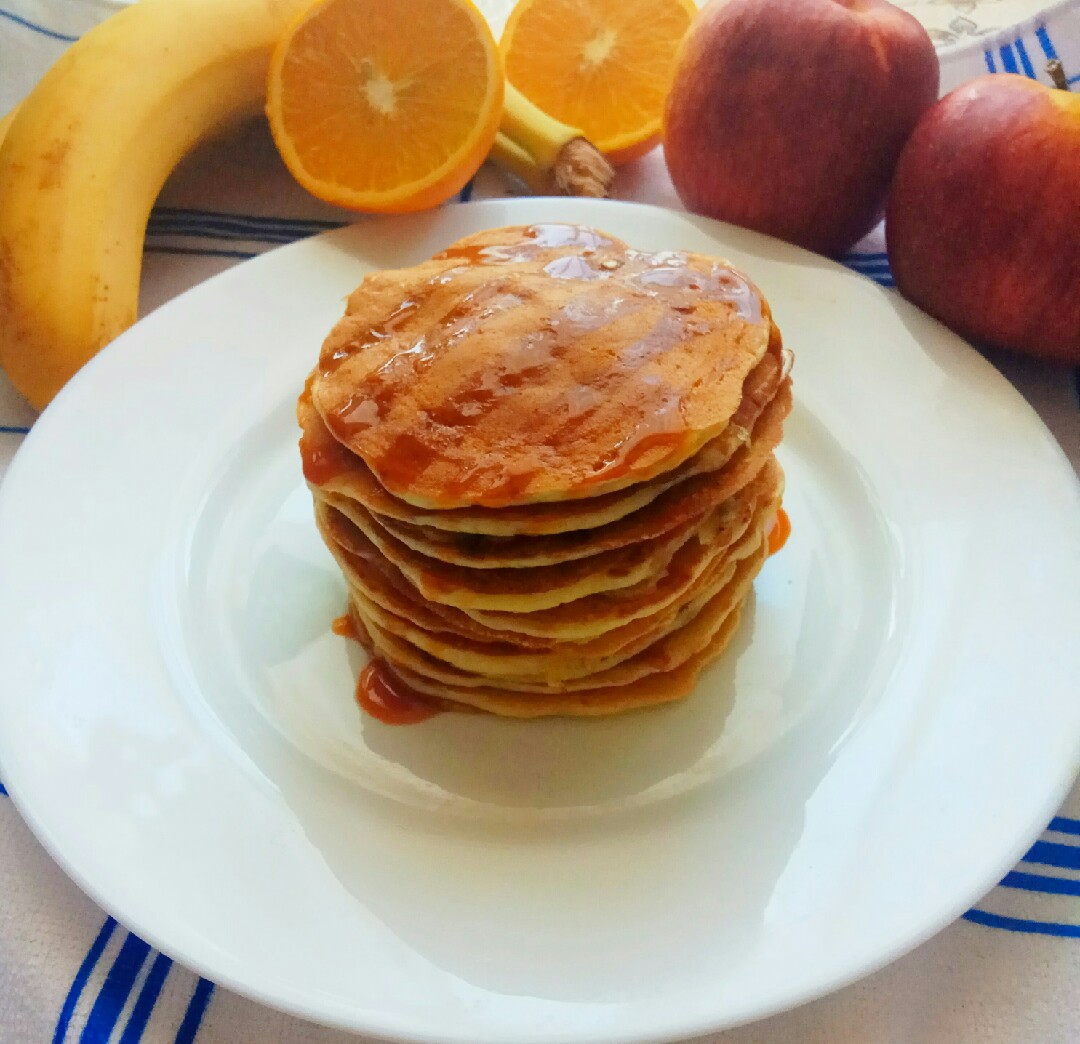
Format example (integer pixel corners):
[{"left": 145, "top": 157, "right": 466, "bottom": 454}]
[{"left": 309, "top": 223, "right": 775, "bottom": 510}]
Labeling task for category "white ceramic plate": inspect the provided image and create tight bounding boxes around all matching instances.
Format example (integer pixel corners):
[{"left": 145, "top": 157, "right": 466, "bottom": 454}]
[{"left": 0, "top": 199, "right": 1077, "bottom": 1043}]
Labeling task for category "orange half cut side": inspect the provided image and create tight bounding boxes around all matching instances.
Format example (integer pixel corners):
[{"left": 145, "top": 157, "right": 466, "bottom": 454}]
[{"left": 268, "top": 0, "right": 504, "bottom": 212}]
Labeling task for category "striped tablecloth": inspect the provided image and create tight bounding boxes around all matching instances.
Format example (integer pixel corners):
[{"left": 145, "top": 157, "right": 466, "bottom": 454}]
[{"left": 1, "top": 2, "right": 1079, "bottom": 1041}]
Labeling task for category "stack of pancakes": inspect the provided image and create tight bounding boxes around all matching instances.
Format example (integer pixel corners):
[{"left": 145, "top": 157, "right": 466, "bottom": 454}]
[{"left": 299, "top": 223, "right": 792, "bottom": 717}]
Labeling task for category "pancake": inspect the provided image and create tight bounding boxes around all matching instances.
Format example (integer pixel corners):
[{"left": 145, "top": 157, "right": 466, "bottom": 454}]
[
  {"left": 325, "top": 463, "right": 780, "bottom": 652},
  {"left": 359, "top": 537, "right": 765, "bottom": 695},
  {"left": 308, "top": 223, "right": 775, "bottom": 509},
  {"left": 346, "top": 605, "right": 745, "bottom": 718},
  {"left": 349, "top": 515, "right": 765, "bottom": 684},
  {"left": 346, "top": 552, "right": 735, "bottom": 678},
  {"left": 355, "top": 377, "right": 787, "bottom": 566},
  {"left": 366, "top": 542, "right": 764, "bottom": 717},
  {"left": 299, "top": 223, "right": 793, "bottom": 719},
  {"left": 316, "top": 497, "right": 748, "bottom": 659},
  {"left": 456, "top": 472, "right": 777, "bottom": 640},
  {"left": 299, "top": 321, "right": 788, "bottom": 536},
  {"left": 316, "top": 488, "right": 706, "bottom": 612},
  {"left": 318, "top": 458, "right": 782, "bottom": 643}
]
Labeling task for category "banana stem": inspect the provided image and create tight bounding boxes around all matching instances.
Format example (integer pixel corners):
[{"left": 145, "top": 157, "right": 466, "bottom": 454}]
[
  {"left": 552, "top": 137, "right": 615, "bottom": 198},
  {"left": 500, "top": 82, "right": 573, "bottom": 170},
  {"left": 494, "top": 82, "right": 614, "bottom": 197},
  {"left": 489, "top": 131, "right": 551, "bottom": 193}
]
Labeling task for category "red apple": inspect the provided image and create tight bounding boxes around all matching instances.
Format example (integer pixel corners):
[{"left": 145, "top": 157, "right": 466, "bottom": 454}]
[
  {"left": 887, "top": 74, "right": 1080, "bottom": 363},
  {"left": 663, "top": 0, "right": 939, "bottom": 256}
]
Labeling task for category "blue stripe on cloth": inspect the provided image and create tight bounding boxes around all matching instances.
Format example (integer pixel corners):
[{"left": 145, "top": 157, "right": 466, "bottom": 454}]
[
  {"left": 459, "top": 179, "right": 475, "bottom": 203},
  {"left": 146, "top": 224, "right": 306, "bottom": 245},
  {"left": 984, "top": 49, "right": 997, "bottom": 73},
  {"left": 1024, "top": 840, "right": 1080, "bottom": 870},
  {"left": 0, "top": 782, "right": 7, "bottom": 796},
  {"left": 144, "top": 246, "right": 258, "bottom": 261},
  {"left": 1050, "top": 816, "right": 1080, "bottom": 836},
  {"left": 842, "top": 262, "right": 895, "bottom": 288},
  {"left": 175, "top": 979, "right": 215, "bottom": 1044},
  {"left": 53, "top": 918, "right": 118, "bottom": 1044},
  {"left": 963, "top": 908, "right": 1080, "bottom": 938},
  {"left": 0, "top": 425, "right": 31, "bottom": 434},
  {"left": 844, "top": 261, "right": 893, "bottom": 273},
  {"left": 0, "top": 6, "right": 77, "bottom": 41},
  {"left": 118, "top": 953, "right": 173, "bottom": 1044},
  {"left": 1035, "top": 25, "right": 1059, "bottom": 61},
  {"left": 1015, "top": 37, "right": 1036, "bottom": 78},
  {"left": 998, "top": 44, "right": 1019, "bottom": 74},
  {"left": 1001, "top": 870, "right": 1080, "bottom": 897},
  {"left": 146, "top": 213, "right": 341, "bottom": 243},
  {"left": 150, "top": 208, "right": 343, "bottom": 234},
  {"left": 80, "top": 932, "right": 151, "bottom": 1042},
  {"left": 145, "top": 219, "right": 300, "bottom": 239}
]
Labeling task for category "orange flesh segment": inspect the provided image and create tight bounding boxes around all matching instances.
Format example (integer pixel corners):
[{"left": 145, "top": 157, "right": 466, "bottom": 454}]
[
  {"left": 268, "top": 0, "right": 502, "bottom": 211},
  {"left": 501, "top": 0, "right": 696, "bottom": 163}
]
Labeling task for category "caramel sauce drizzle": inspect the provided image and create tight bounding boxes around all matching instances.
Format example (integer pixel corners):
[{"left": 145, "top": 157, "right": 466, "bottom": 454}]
[
  {"left": 308, "top": 223, "right": 766, "bottom": 502},
  {"left": 356, "top": 659, "right": 442, "bottom": 725},
  {"left": 331, "top": 613, "right": 359, "bottom": 640},
  {"left": 768, "top": 508, "right": 791, "bottom": 556},
  {"left": 330, "top": 611, "right": 441, "bottom": 726}
]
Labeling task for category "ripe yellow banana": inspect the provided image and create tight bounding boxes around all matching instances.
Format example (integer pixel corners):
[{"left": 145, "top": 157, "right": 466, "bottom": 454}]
[
  {"left": 0, "top": 106, "right": 17, "bottom": 151},
  {"left": 0, "top": 0, "right": 310, "bottom": 409}
]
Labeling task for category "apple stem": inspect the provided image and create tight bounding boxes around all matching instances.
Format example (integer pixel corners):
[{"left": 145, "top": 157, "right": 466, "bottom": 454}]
[{"left": 1046, "top": 59, "right": 1070, "bottom": 91}]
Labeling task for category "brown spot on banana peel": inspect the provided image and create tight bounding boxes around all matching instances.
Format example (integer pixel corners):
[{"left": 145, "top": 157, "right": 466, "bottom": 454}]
[{"left": 37, "top": 138, "right": 73, "bottom": 191}]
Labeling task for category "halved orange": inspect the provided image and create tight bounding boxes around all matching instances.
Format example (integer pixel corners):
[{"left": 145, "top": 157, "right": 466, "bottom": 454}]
[
  {"left": 500, "top": 0, "right": 697, "bottom": 165},
  {"left": 267, "top": 0, "right": 503, "bottom": 212}
]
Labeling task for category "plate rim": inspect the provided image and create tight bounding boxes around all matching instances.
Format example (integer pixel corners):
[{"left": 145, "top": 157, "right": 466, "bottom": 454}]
[{"left": 1, "top": 197, "right": 1079, "bottom": 1044}]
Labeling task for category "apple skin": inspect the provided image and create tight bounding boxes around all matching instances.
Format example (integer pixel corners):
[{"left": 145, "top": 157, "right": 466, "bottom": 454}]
[
  {"left": 887, "top": 74, "right": 1080, "bottom": 364},
  {"left": 663, "top": 0, "right": 939, "bottom": 256}
]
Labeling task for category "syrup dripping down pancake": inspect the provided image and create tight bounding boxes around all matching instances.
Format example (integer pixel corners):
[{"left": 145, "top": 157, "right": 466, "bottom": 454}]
[
  {"left": 300, "top": 321, "right": 788, "bottom": 536},
  {"left": 308, "top": 224, "right": 775, "bottom": 509},
  {"left": 357, "top": 349, "right": 787, "bottom": 566}
]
